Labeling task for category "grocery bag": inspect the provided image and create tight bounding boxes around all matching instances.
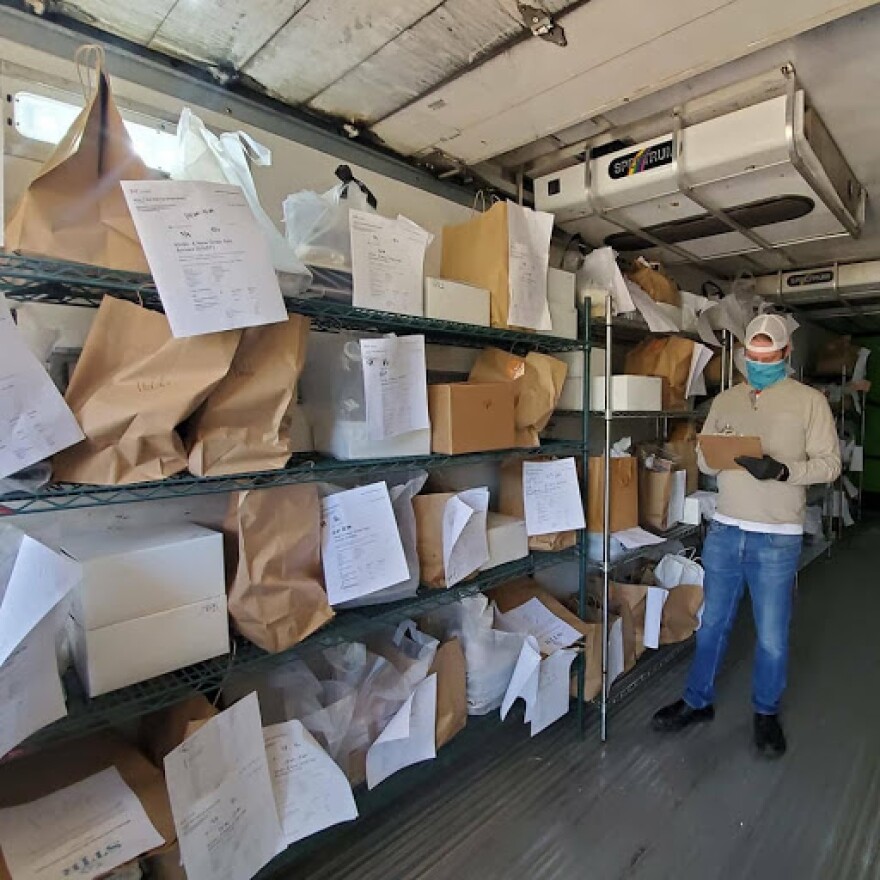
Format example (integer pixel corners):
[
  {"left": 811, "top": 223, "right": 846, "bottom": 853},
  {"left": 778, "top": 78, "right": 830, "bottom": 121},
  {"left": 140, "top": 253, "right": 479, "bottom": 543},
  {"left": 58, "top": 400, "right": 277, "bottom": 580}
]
[
  {"left": 5, "top": 45, "right": 156, "bottom": 272},
  {"left": 186, "top": 314, "right": 311, "bottom": 476},
  {"left": 666, "top": 421, "right": 700, "bottom": 494},
  {"left": 469, "top": 348, "right": 567, "bottom": 447},
  {"left": 172, "top": 108, "right": 312, "bottom": 281},
  {"left": 52, "top": 297, "right": 240, "bottom": 485},
  {"left": 659, "top": 584, "right": 704, "bottom": 645},
  {"left": 610, "top": 581, "right": 650, "bottom": 666},
  {"left": 226, "top": 483, "right": 333, "bottom": 652},
  {"left": 586, "top": 456, "right": 639, "bottom": 533},
  {"left": 638, "top": 466, "right": 686, "bottom": 532},
  {"left": 500, "top": 457, "right": 577, "bottom": 551},
  {"left": 430, "top": 639, "right": 467, "bottom": 749},
  {"left": 626, "top": 259, "right": 681, "bottom": 306},
  {"left": 654, "top": 551, "right": 705, "bottom": 588},
  {"left": 625, "top": 336, "right": 695, "bottom": 410},
  {"left": 283, "top": 165, "right": 377, "bottom": 268}
]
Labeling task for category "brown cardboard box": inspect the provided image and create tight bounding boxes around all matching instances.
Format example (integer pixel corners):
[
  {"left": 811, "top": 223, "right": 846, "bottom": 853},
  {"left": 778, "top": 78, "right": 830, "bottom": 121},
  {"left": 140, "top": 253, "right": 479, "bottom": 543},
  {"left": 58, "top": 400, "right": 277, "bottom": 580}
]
[
  {"left": 586, "top": 456, "right": 639, "bottom": 533},
  {"left": 698, "top": 434, "right": 763, "bottom": 471},
  {"left": 428, "top": 382, "right": 515, "bottom": 454}
]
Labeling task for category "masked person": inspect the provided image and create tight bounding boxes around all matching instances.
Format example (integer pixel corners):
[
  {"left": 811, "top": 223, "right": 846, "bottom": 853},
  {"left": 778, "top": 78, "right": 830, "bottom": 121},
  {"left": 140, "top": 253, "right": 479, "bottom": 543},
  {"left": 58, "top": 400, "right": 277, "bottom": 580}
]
[{"left": 652, "top": 314, "right": 841, "bottom": 758}]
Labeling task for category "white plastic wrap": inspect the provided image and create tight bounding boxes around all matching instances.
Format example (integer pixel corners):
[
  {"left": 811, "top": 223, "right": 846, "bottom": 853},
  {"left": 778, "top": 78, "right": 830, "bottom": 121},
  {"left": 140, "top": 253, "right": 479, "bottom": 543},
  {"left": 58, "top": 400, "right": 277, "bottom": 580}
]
[
  {"left": 283, "top": 166, "right": 377, "bottom": 269},
  {"left": 172, "top": 108, "right": 312, "bottom": 285}
]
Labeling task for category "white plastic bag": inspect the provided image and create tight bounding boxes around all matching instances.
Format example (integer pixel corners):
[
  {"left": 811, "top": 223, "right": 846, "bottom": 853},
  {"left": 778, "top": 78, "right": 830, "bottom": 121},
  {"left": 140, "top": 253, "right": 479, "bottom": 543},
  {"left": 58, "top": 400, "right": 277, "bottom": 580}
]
[
  {"left": 576, "top": 246, "right": 635, "bottom": 315},
  {"left": 172, "top": 108, "right": 312, "bottom": 284},
  {"left": 654, "top": 550, "right": 705, "bottom": 588},
  {"left": 283, "top": 166, "right": 377, "bottom": 269}
]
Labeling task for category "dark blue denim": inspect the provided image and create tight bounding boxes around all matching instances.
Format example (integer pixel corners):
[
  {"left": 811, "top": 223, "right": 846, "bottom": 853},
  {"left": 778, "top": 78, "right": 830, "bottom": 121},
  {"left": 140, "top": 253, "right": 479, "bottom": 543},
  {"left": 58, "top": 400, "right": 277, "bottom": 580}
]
[{"left": 684, "top": 519, "right": 802, "bottom": 715}]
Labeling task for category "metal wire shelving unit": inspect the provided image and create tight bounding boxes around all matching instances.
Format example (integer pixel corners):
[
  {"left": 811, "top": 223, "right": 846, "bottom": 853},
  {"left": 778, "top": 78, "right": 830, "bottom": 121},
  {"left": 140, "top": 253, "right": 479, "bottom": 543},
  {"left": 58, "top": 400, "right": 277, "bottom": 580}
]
[{"left": 0, "top": 252, "right": 595, "bottom": 760}]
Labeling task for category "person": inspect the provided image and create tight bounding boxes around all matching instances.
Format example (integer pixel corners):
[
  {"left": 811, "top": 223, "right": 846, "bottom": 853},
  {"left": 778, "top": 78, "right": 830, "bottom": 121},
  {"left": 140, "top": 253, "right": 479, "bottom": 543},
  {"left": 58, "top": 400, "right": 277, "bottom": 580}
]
[{"left": 652, "top": 313, "right": 841, "bottom": 758}]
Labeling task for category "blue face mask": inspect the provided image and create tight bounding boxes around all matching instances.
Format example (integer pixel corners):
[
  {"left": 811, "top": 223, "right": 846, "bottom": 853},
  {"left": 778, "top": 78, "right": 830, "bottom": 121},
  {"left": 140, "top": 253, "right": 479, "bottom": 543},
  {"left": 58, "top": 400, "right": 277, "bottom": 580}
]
[{"left": 745, "top": 358, "right": 787, "bottom": 391}]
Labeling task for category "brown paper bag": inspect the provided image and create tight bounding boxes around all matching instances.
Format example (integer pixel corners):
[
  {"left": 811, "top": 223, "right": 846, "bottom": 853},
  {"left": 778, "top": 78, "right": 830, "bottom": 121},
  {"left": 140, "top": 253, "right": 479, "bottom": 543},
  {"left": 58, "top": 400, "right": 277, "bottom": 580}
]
[
  {"left": 625, "top": 261, "right": 681, "bottom": 306},
  {"left": 469, "top": 348, "right": 567, "bottom": 447},
  {"left": 441, "top": 202, "right": 511, "bottom": 328},
  {"left": 412, "top": 492, "right": 455, "bottom": 587},
  {"left": 227, "top": 484, "right": 333, "bottom": 652},
  {"left": 500, "top": 457, "right": 577, "bottom": 551},
  {"left": 430, "top": 639, "right": 467, "bottom": 749},
  {"left": 666, "top": 422, "right": 699, "bottom": 494},
  {"left": 187, "top": 315, "right": 311, "bottom": 476},
  {"left": 610, "top": 581, "right": 649, "bottom": 665},
  {"left": 4, "top": 47, "right": 155, "bottom": 272},
  {"left": 0, "top": 733, "right": 175, "bottom": 880},
  {"left": 659, "top": 584, "right": 704, "bottom": 644},
  {"left": 816, "top": 334, "right": 861, "bottom": 377},
  {"left": 625, "top": 336, "right": 695, "bottom": 410},
  {"left": 53, "top": 297, "right": 240, "bottom": 485},
  {"left": 639, "top": 467, "right": 682, "bottom": 532},
  {"left": 139, "top": 694, "right": 219, "bottom": 767},
  {"left": 586, "top": 456, "right": 639, "bottom": 533}
]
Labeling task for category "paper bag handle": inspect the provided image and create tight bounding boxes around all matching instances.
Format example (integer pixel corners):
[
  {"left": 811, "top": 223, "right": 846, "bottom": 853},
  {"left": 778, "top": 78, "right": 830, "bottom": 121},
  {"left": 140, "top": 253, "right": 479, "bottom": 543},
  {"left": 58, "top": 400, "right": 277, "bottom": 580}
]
[{"left": 75, "top": 44, "right": 106, "bottom": 99}]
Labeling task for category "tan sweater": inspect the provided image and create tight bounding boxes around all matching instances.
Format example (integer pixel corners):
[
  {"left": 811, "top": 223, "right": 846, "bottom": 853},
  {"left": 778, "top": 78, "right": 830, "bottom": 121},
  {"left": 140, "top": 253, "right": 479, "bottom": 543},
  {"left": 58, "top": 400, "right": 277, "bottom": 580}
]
[{"left": 698, "top": 378, "right": 841, "bottom": 526}]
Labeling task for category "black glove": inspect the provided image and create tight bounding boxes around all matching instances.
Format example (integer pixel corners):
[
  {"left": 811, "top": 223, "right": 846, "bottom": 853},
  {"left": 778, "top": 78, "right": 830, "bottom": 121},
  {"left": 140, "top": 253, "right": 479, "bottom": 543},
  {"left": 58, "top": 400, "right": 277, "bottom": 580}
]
[{"left": 734, "top": 455, "right": 789, "bottom": 481}]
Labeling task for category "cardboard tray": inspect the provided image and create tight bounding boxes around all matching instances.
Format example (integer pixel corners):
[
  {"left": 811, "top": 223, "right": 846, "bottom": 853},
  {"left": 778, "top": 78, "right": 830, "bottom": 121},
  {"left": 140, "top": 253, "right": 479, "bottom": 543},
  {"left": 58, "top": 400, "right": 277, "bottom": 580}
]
[{"left": 698, "top": 434, "right": 763, "bottom": 471}]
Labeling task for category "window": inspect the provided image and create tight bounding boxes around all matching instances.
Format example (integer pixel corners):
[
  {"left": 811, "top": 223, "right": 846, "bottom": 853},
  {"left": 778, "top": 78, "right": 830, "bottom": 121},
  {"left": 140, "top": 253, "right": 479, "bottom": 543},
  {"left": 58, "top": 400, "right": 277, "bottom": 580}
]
[{"left": 13, "top": 91, "right": 178, "bottom": 174}]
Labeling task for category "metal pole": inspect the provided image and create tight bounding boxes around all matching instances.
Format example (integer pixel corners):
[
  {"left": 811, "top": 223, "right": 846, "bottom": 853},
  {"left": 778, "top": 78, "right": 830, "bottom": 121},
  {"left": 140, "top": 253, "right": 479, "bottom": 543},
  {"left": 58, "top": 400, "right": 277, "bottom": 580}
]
[
  {"left": 859, "top": 387, "right": 867, "bottom": 520},
  {"left": 727, "top": 330, "right": 736, "bottom": 390},
  {"left": 720, "top": 330, "right": 729, "bottom": 391},
  {"left": 601, "top": 292, "right": 613, "bottom": 742},
  {"left": 577, "top": 305, "right": 590, "bottom": 736},
  {"left": 839, "top": 364, "right": 847, "bottom": 539}
]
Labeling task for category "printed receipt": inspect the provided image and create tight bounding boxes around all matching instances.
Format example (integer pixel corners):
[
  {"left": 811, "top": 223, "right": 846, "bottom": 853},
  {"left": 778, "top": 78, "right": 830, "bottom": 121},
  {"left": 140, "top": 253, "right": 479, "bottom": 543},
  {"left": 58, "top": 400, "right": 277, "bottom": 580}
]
[
  {"left": 320, "top": 483, "right": 410, "bottom": 605},
  {"left": 0, "top": 301, "right": 83, "bottom": 481},
  {"left": 0, "top": 766, "right": 163, "bottom": 880},
  {"left": 164, "top": 693, "right": 284, "bottom": 880},
  {"left": 360, "top": 335, "right": 430, "bottom": 441},
  {"left": 121, "top": 180, "right": 287, "bottom": 338}
]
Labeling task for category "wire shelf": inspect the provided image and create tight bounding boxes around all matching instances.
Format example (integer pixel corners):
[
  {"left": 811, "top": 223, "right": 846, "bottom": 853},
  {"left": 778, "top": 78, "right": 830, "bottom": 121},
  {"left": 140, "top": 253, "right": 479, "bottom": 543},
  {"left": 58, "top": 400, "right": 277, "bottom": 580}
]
[
  {"left": 0, "top": 253, "right": 583, "bottom": 353},
  {"left": 0, "top": 441, "right": 583, "bottom": 516},
  {"left": 15, "top": 547, "right": 581, "bottom": 753},
  {"left": 587, "top": 523, "right": 702, "bottom": 573},
  {"left": 588, "top": 316, "right": 704, "bottom": 345},
  {"left": 552, "top": 409, "right": 707, "bottom": 419}
]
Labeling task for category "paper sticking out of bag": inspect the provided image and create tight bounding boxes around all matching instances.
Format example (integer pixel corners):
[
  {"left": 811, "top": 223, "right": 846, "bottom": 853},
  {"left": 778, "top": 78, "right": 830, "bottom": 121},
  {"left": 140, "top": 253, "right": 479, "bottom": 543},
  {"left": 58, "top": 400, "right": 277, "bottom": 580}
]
[
  {"left": 626, "top": 283, "right": 682, "bottom": 333},
  {"left": 350, "top": 211, "right": 429, "bottom": 317},
  {"left": 469, "top": 348, "right": 567, "bottom": 447},
  {"left": 698, "top": 434, "right": 763, "bottom": 471},
  {"left": 494, "top": 597, "right": 582, "bottom": 655},
  {"left": 187, "top": 315, "right": 310, "bottom": 476},
  {"left": 577, "top": 247, "right": 635, "bottom": 315},
  {"left": 0, "top": 302, "right": 83, "bottom": 481},
  {"left": 442, "top": 488, "right": 490, "bottom": 588},
  {"left": 365, "top": 673, "right": 437, "bottom": 789},
  {"left": 52, "top": 297, "right": 240, "bottom": 485},
  {"left": 121, "top": 179, "right": 288, "bottom": 338},
  {"left": 227, "top": 484, "right": 333, "bottom": 653},
  {"left": 505, "top": 201, "right": 553, "bottom": 331},
  {"left": 522, "top": 457, "right": 585, "bottom": 537},
  {"left": 4, "top": 47, "right": 156, "bottom": 272},
  {"left": 171, "top": 108, "right": 311, "bottom": 280},
  {"left": 685, "top": 343, "right": 714, "bottom": 398},
  {"left": 322, "top": 482, "right": 410, "bottom": 605},
  {"left": 360, "top": 335, "right": 430, "bottom": 441}
]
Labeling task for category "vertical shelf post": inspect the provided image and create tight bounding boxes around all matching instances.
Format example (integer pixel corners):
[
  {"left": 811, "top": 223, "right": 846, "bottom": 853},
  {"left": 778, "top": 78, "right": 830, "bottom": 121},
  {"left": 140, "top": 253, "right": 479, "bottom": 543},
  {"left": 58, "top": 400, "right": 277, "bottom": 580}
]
[{"left": 601, "top": 292, "right": 613, "bottom": 742}]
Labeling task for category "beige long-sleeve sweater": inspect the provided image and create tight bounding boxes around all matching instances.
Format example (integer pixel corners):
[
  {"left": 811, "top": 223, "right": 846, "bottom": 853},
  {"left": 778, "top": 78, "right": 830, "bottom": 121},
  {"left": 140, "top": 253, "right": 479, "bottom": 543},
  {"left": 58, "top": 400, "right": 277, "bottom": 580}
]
[{"left": 698, "top": 378, "right": 841, "bottom": 526}]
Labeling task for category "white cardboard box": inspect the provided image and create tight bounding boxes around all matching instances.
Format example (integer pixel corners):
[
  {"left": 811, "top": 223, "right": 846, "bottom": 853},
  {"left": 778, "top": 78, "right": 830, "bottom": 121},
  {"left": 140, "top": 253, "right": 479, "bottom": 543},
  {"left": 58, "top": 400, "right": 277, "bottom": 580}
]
[
  {"left": 539, "top": 304, "right": 578, "bottom": 340},
  {"left": 548, "top": 268, "right": 576, "bottom": 309},
  {"left": 557, "top": 376, "right": 587, "bottom": 411},
  {"left": 63, "top": 525, "right": 225, "bottom": 630},
  {"left": 73, "top": 597, "right": 230, "bottom": 696},
  {"left": 424, "top": 277, "right": 491, "bottom": 326},
  {"left": 480, "top": 513, "right": 529, "bottom": 571},
  {"left": 560, "top": 349, "right": 606, "bottom": 379},
  {"left": 313, "top": 415, "right": 432, "bottom": 460},
  {"left": 590, "top": 376, "right": 663, "bottom": 411}
]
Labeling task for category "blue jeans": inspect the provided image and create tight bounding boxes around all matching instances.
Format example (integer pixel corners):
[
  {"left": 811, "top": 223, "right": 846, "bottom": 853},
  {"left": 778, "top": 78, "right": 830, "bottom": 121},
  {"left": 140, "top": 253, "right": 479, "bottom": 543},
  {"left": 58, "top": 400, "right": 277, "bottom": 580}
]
[{"left": 684, "top": 520, "right": 802, "bottom": 715}]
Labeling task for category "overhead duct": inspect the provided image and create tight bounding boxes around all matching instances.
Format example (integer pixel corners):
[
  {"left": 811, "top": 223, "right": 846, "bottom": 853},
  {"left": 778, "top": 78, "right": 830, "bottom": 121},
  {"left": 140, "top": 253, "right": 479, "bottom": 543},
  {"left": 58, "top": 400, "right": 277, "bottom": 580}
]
[
  {"left": 532, "top": 67, "right": 865, "bottom": 272},
  {"left": 754, "top": 261, "right": 880, "bottom": 306}
]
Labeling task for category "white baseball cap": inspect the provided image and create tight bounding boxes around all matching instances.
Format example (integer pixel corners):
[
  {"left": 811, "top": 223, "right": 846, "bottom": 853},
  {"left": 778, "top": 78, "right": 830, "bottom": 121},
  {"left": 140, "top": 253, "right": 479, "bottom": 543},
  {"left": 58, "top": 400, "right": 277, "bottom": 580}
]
[{"left": 745, "top": 314, "right": 791, "bottom": 352}]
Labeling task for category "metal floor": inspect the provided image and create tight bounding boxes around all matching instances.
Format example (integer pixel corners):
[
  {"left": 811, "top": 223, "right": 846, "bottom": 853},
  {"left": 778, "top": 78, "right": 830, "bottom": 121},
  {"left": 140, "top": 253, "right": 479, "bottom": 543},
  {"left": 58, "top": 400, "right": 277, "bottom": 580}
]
[{"left": 292, "top": 523, "right": 880, "bottom": 880}]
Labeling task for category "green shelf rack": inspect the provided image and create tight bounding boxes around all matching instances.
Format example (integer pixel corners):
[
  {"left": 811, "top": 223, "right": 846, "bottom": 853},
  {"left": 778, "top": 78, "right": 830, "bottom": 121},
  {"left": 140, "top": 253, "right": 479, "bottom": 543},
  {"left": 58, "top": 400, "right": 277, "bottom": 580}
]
[
  {"left": 12, "top": 547, "right": 581, "bottom": 754},
  {"left": 587, "top": 523, "right": 702, "bottom": 574},
  {"left": 0, "top": 441, "right": 584, "bottom": 516},
  {"left": 0, "top": 254, "right": 582, "bottom": 353}
]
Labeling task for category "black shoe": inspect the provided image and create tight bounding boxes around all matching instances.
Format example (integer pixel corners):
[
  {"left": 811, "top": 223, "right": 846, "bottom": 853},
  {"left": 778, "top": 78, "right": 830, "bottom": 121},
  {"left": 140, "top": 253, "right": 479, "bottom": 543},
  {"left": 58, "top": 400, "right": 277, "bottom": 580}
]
[
  {"left": 754, "top": 713, "right": 786, "bottom": 759},
  {"left": 652, "top": 699, "right": 715, "bottom": 732}
]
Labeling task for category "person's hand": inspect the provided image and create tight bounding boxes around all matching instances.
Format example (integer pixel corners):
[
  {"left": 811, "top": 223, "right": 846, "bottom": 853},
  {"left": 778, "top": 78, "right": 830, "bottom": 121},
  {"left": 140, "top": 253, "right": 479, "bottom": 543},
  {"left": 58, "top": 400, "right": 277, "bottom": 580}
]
[{"left": 735, "top": 455, "right": 789, "bottom": 481}]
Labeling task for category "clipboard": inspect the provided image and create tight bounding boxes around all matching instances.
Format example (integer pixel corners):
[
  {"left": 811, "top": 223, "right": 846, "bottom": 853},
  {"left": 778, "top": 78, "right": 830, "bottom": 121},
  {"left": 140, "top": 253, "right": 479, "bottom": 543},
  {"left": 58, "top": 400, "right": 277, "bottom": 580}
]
[{"left": 698, "top": 434, "right": 763, "bottom": 471}]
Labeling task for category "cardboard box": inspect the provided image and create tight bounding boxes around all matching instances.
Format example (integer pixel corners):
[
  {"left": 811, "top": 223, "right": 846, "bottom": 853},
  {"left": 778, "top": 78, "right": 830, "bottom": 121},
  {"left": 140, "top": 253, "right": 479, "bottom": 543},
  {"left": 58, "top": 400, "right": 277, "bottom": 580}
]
[
  {"left": 63, "top": 525, "right": 225, "bottom": 629},
  {"left": 539, "top": 304, "right": 578, "bottom": 340},
  {"left": 425, "top": 278, "right": 491, "bottom": 326},
  {"left": 428, "top": 382, "right": 515, "bottom": 454},
  {"left": 480, "top": 513, "right": 529, "bottom": 571},
  {"left": 548, "top": 268, "right": 576, "bottom": 309},
  {"left": 73, "top": 597, "right": 230, "bottom": 697},
  {"left": 557, "top": 376, "right": 586, "bottom": 411},
  {"left": 590, "top": 376, "right": 663, "bottom": 411},
  {"left": 313, "top": 414, "right": 431, "bottom": 460},
  {"left": 698, "top": 434, "right": 763, "bottom": 470},
  {"left": 587, "top": 456, "right": 639, "bottom": 533}
]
